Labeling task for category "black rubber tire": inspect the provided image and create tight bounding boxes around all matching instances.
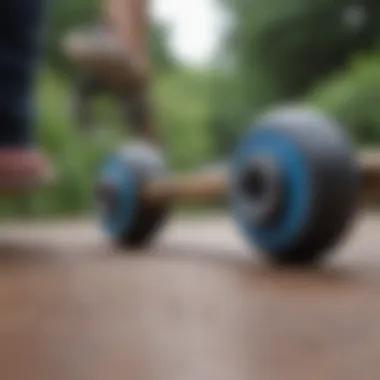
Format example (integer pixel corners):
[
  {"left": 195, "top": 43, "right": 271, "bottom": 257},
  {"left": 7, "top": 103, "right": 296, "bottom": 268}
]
[
  {"left": 110, "top": 143, "right": 169, "bottom": 250},
  {"left": 235, "top": 107, "right": 360, "bottom": 266},
  {"left": 115, "top": 187, "right": 169, "bottom": 248}
]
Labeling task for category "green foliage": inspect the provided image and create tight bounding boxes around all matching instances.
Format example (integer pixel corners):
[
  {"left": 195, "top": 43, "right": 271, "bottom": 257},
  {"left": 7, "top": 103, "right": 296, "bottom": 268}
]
[
  {"left": 208, "top": 70, "right": 262, "bottom": 157},
  {"left": 221, "top": 0, "right": 380, "bottom": 102},
  {"left": 309, "top": 53, "right": 380, "bottom": 146},
  {"left": 45, "top": 0, "right": 100, "bottom": 70},
  {"left": 153, "top": 69, "right": 215, "bottom": 170},
  {"left": 149, "top": 23, "right": 179, "bottom": 74}
]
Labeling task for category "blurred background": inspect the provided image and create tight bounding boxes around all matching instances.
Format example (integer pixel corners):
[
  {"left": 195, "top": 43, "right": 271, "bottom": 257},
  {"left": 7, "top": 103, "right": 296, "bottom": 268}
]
[{"left": 3, "top": 0, "right": 380, "bottom": 219}]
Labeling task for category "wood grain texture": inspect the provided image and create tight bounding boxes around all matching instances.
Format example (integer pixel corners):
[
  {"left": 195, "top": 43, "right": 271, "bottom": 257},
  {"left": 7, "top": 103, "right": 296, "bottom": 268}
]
[{"left": 0, "top": 214, "right": 378, "bottom": 379}]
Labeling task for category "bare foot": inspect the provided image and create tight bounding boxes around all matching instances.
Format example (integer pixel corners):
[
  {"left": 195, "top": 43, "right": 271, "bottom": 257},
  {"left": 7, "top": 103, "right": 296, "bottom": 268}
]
[{"left": 0, "top": 149, "right": 53, "bottom": 196}]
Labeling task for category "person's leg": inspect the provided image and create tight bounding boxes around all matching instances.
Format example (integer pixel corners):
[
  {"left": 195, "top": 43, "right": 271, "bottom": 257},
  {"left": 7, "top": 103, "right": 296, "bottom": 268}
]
[
  {"left": 0, "top": 0, "right": 51, "bottom": 193},
  {"left": 105, "top": 0, "right": 160, "bottom": 143},
  {"left": 63, "top": 0, "right": 149, "bottom": 91},
  {"left": 104, "top": 0, "right": 148, "bottom": 77},
  {"left": 63, "top": 0, "right": 160, "bottom": 143}
]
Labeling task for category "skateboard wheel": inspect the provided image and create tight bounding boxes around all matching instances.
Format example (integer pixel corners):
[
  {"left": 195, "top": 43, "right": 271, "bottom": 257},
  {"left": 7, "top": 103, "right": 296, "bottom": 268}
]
[
  {"left": 231, "top": 106, "right": 360, "bottom": 265},
  {"left": 96, "top": 143, "right": 168, "bottom": 248}
]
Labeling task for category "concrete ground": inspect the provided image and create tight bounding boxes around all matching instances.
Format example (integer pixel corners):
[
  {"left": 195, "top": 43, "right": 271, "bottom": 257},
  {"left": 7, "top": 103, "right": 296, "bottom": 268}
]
[{"left": 0, "top": 212, "right": 378, "bottom": 380}]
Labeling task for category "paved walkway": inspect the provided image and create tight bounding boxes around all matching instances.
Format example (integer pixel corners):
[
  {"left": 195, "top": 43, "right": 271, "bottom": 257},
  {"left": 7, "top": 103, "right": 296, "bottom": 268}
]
[{"left": 0, "top": 213, "right": 378, "bottom": 380}]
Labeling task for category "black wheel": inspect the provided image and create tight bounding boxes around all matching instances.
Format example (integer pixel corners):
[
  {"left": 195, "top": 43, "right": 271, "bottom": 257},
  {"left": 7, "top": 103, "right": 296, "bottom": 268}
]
[
  {"left": 231, "top": 106, "right": 360, "bottom": 265},
  {"left": 96, "top": 143, "right": 169, "bottom": 249}
]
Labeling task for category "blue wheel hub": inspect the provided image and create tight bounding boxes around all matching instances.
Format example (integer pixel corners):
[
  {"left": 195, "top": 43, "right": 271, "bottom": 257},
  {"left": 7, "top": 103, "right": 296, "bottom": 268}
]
[
  {"left": 97, "top": 154, "right": 138, "bottom": 238},
  {"left": 231, "top": 127, "right": 311, "bottom": 256}
]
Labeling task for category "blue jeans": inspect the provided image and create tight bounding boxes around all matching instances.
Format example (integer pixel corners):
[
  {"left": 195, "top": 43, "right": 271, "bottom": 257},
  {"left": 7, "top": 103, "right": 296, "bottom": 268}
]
[{"left": 0, "top": 0, "right": 46, "bottom": 147}]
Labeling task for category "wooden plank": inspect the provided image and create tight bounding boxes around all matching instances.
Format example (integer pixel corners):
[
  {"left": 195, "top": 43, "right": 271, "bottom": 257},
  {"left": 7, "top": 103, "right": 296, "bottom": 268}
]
[
  {"left": 0, "top": 216, "right": 378, "bottom": 380},
  {"left": 142, "top": 170, "right": 228, "bottom": 203}
]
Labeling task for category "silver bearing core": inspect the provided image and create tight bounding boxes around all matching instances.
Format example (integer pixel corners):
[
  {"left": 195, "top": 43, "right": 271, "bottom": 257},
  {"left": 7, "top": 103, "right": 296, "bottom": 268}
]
[{"left": 235, "top": 155, "right": 283, "bottom": 225}]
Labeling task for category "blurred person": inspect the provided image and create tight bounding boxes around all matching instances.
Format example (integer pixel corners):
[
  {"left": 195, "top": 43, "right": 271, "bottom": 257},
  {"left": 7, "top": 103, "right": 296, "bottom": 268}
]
[
  {"left": 63, "top": 0, "right": 156, "bottom": 141},
  {"left": 0, "top": 0, "right": 150, "bottom": 195},
  {"left": 0, "top": 0, "right": 52, "bottom": 193},
  {"left": 105, "top": 0, "right": 149, "bottom": 78}
]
